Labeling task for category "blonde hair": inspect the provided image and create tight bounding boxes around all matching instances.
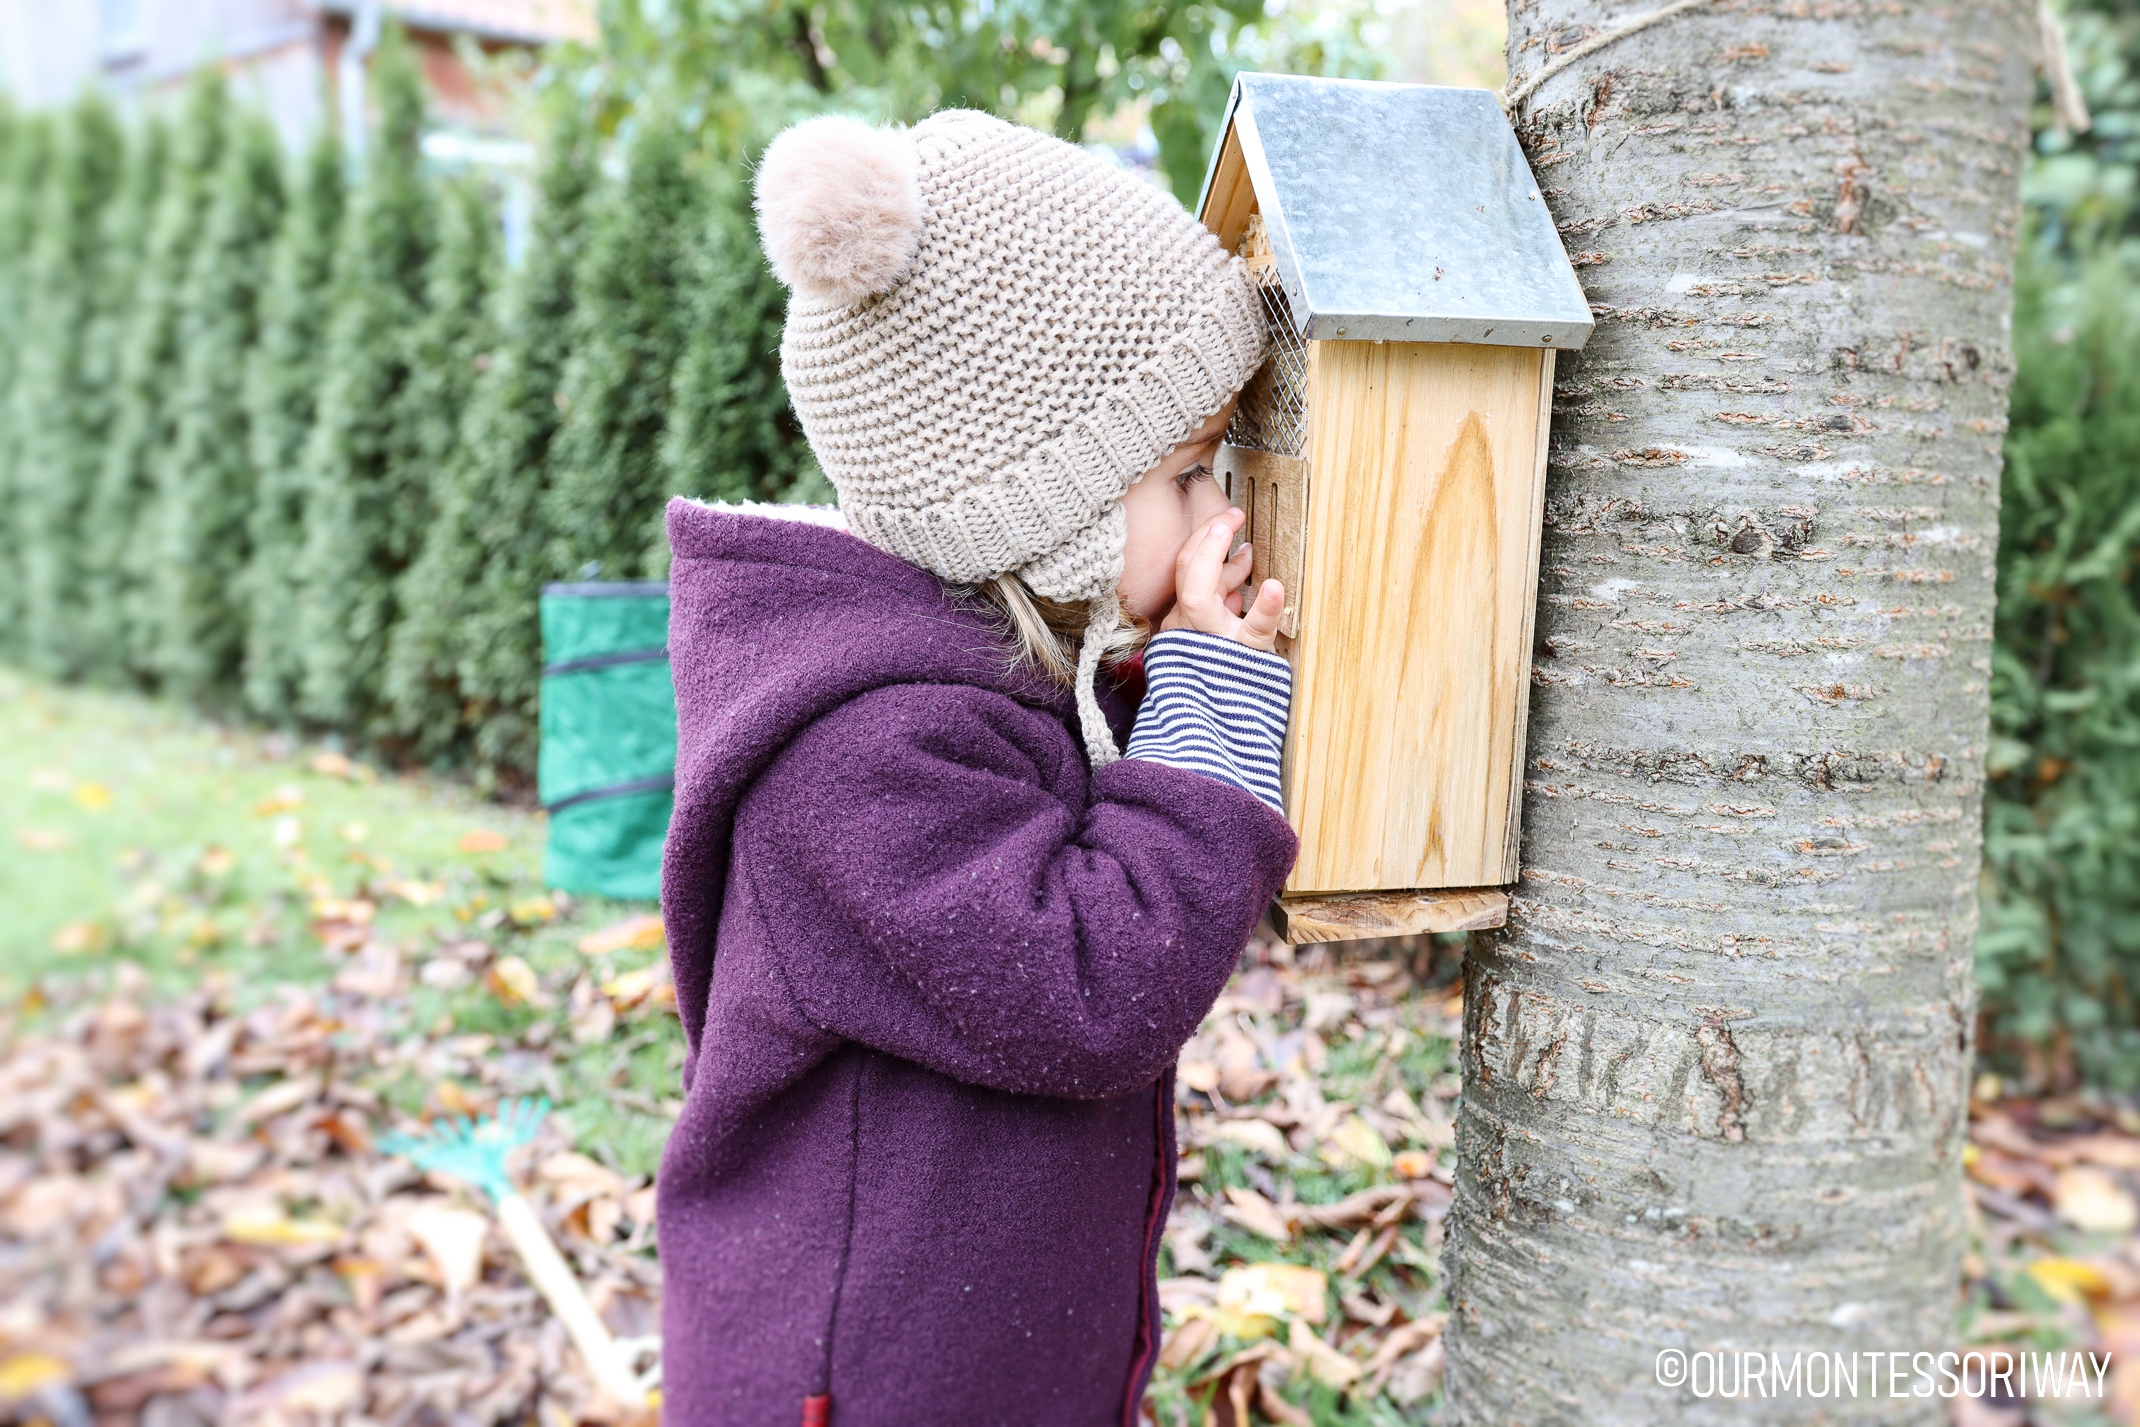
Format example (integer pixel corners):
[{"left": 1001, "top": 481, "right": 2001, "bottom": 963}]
[{"left": 966, "top": 574, "right": 1148, "bottom": 688}]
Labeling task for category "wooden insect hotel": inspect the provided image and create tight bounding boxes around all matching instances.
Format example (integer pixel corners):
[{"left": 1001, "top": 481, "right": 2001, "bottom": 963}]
[{"left": 1195, "top": 74, "right": 1593, "bottom": 943}]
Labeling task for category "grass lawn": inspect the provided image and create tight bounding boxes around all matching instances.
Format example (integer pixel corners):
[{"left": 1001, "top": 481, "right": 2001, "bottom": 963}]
[{"left": 0, "top": 668, "right": 684, "bottom": 1178}]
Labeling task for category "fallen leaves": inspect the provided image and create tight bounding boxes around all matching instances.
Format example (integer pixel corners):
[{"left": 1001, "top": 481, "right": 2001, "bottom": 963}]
[
  {"left": 1153, "top": 939, "right": 1461, "bottom": 1423},
  {"left": 0, "top": 977, "right": 665, "bottom": 1423},
  {"left": 457, "top": 828, "right": 510, "bottom": 854}
]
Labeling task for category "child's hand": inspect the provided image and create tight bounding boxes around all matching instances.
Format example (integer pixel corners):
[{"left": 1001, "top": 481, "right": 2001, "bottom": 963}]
[{"left": 1160, "top": 507, "right": 1285, "bottom": 652}]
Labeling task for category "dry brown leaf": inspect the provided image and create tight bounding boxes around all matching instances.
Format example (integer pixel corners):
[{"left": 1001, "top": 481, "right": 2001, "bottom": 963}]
[
  {"left": 406, "top": 1204, "right": 490, "bottom": 1295},
  {"left": 1220, "top": 1186, "right": 1295, "bottom": 1243},
  {"left": 457, "top": 828, "right": 510, "bottom": 853},
  {"left": 578, "top": 915, "right": 667, "bottom": 956},
  {"left": 1159, "top": 1315, "right": 1219, "bottom": 1372},
  {"left": 1207, "top": 1118, "right": 1291, "bottom": 1161},
  {"left": 1289, "top": 1320, "right": 1362, "bottom": 1388},
  {"left": 2055, "top": 1167, "right": 2139, "bottom": 1234}
]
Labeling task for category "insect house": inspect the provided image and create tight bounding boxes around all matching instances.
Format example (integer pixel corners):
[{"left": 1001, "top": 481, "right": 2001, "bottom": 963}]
[{"left": 1195, "top": 74, "right": 1594, "bottom": 943}]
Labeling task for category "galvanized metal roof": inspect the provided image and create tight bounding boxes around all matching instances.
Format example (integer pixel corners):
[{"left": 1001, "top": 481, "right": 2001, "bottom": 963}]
[{"left": 1197, "top": 74, "right": 1594, "bottom": 350}]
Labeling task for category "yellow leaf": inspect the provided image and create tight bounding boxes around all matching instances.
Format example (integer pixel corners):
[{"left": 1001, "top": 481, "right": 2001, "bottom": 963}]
[
  {"left": 72, "top": 781, "right": 113, "bottom": 810},
  {"left": 457, "top": 828, "right": 509, "bottom": 853},
  {"left": 2054, "top": 1167, "right": 2139, "bottom": 1235},
  {"left": 1323, "top": 1115, "right": 1393, "bottom": 1171},
  {"left": 577, "top": 914, "right": 668, "bottom": 956},
  {"left": 253, "top": 784, "right": 305, "bottom": 816},
  {"left": 0, "top": 1351, "right": 70, "bottom": 1396},
  {"left": 602, "top": 966, "right": 661, "bottom": 1009},
  {"left": 1209, "top": 1119, "right": 1292, "bottom": 1161},
  {"left": 223, "top": 1207, "right": 344, "bottom": 1247},
  {"left": 508, "top": 895, "right": 556, "bottom": 926},
  {"left": 1217, "top": 1262, "right": 1327, "bottom": 1325},
  {"left": 382, "top": 878, "right": 445, "bottom": 906},
  {"left": 487, "top": 955, "right": 539, "bottom": 1006},
  {"left": 2029, "top": 1257, "right": 2112, "bottom": 1305},
  {"left": 49, "top": 921, "right": 105, "bottom": 954}
]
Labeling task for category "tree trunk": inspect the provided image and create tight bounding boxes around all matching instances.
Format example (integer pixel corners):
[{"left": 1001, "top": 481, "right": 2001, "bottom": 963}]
[{"left": 1442, "top": 3, "right": 2033, "bottom": 1421}]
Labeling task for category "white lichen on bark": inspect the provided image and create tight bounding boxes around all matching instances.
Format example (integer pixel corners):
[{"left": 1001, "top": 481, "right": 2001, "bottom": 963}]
[{"left": 1443, "top": 3, "right": 2034, "bottom": 1421}]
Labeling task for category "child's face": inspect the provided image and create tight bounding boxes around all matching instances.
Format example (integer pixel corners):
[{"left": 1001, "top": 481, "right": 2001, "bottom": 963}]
[{"left": 1118, "top": 396, "right": 1243, "bottom": 624}]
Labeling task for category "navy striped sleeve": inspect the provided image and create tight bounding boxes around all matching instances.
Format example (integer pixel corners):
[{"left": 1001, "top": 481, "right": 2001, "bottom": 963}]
[{"left": 1122, "top": 628, "right": 1292, "bottom": 814}]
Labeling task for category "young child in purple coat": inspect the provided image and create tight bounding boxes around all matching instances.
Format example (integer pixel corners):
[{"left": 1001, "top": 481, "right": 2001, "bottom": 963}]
[{"left": 656, "top": 107, "right": 1298, "bottom": 1426}]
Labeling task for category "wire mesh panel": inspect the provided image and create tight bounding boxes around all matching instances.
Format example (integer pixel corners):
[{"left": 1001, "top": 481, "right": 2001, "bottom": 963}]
[{"left": 1227, "top": 216, "right": 1310, "bottom": 458}]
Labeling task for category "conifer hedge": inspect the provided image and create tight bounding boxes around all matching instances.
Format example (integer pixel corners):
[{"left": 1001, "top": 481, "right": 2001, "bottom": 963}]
[
  {"left": 87, "top": 73, "right": 225, "bottom": 688},
  {"left": 294, "top": 27, "right": 437, "bottom": 731},
  {"left": 157, "top": 109, "right": 285, "bottom": 707},
  {"left": 241, "top": 131, "right": 345, "bottom": 726},
  {"left": 0, "top": 25, "right": 817, "bottom": 778},
  {"left": 11, "top": 97, "right": 125, "bottom": 680}
]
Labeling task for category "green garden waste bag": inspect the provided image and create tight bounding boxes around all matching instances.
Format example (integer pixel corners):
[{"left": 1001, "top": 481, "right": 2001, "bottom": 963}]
[{"left": 539, "top": 581, "right": 675, "bottom": 900}]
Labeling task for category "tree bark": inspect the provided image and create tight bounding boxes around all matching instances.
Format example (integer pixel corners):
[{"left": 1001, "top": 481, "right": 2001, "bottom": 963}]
[{"left": 1443, "top": 3, "right": 2034, "bottom": 1421}]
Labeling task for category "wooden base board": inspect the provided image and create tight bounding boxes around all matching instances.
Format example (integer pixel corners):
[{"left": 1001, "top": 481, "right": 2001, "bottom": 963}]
[{"left": 1271, "top": 887, "right": 1508, "bottom": 945}]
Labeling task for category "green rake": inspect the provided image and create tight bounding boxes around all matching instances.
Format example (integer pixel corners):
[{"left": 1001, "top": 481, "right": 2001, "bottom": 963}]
[{"left": 380, "top": 1098, "right": 656, "bottom": 1407}]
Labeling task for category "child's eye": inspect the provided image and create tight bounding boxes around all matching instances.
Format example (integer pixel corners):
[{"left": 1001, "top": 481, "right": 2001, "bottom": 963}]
[{"left": 1173, "top": 462, "right": 1212, "bottom": 492}]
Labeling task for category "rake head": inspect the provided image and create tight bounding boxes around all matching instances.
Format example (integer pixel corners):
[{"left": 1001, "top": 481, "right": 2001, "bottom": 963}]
[{"left": 378, "top": 1096, "right": 550, "bottom": 1203}]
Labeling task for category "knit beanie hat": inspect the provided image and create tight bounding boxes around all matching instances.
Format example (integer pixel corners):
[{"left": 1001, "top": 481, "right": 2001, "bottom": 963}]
[{"left": 753, "top": 108, "right": 1268, "bottom": 767}]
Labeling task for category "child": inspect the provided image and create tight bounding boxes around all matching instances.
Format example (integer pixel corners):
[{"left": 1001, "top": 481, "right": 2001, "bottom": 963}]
[{"left": 657, "top": 108, "right": 1297, "bottom": 1426}]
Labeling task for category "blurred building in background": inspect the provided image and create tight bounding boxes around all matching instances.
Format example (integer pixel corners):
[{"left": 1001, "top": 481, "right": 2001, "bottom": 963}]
[{"left": 0, "top": 0, "right": 595, "bottom": 146}]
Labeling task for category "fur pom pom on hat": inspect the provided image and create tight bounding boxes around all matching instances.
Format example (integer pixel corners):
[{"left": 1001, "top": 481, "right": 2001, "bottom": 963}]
[
  {"left": 755, "top": 115, "right": 923, "bottom": 304},
  {"left": 754, "top": 108, "right": 1267, "bottom": 767}
]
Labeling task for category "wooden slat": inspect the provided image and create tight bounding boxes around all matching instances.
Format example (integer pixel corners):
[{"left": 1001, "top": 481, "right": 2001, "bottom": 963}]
[
  {"left": 1215, "top": 445, "right": 1308, "bottom": 638},
  {"left": 1272, "top": 887, "right": 1509, "bottom": 945},
  {"left": 1501, "top": 347, "right": 1556, "bottom": 873},
  {"left": 1286, "top": 341, "right": 1550, "bottom": 894},
  {"left": 1197, "top": 122, "right": 1258, "bottom": 254}
]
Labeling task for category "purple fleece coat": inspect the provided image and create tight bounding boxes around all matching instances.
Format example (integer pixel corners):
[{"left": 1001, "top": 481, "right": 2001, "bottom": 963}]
[{"left": 655, "top": 499, "right": 1297, "bottom": 1426}]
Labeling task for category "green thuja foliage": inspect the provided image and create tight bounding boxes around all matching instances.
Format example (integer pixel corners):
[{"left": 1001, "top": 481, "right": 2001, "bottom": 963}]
[
  {"left": 294, "top": 23, "right": 437, "bottom": 733},
  {"left": 544, "top": 112, "right": 702, "bottom": 582},
  {"left": 379, "top": 172, "right": 501, "bottom": 760},
  {"left": 11, "top": 96, "right": 125, "bottom": 680},
  {"left": 241, "top": 131, "right": 345, "bottom": 724},
  {"left": 1979, "top": 244, "right": 2140, "bottom": 1087},
  {"left": 155, "top": 109, "right": 286, "bottom": 707},
  {"left": 86, "top": 73, "right": 227, "bottom": 687},
  {"left": 657, "top": 165, "right": 823, "bottom": 528},
  {"left": 390, "top": 103, "right": 596, "bottom": 780},
  {"left": 0, "top": 110, "right": 53, "bottom": 658}
]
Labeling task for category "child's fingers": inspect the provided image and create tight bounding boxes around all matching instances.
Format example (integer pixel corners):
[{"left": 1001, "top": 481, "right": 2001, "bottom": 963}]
[
  {"left": 1237, "top": 579, "right": 1284, "bottom": 649},
  {"left": 1218, "top": 540, "right": 1253, "bottom": 594},
  {"left": 1173, "top": 512, "right": 1240, "bottom": 620}
]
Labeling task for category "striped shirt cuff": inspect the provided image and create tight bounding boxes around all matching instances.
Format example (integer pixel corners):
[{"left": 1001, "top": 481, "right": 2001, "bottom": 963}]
[{"left": 1123, "top": 629, "right": 1292, "bottom": 814}]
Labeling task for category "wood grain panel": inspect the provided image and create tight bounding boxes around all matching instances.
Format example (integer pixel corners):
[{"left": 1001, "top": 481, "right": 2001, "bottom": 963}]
[
  {"left": 1286, "top": 341, "right": 1551, "bottom": 895},
  {"left": 1271, "top": 887, "right": 1509, "bottom": 944},
  {"left": 1502, "top": 349, "right": 1555, "bottom": 872},
  {"left": 1197, "top": 122, "right": 1258, "bottom": 254},
  {"left": 1215, "top": 445, "right": 1308, "bottom": 638}
]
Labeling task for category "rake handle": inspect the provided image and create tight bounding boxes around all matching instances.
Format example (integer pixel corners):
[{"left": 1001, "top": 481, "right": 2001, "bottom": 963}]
[{"left": 495, "top": 1192, "right": 647, "bottom": 1407}]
